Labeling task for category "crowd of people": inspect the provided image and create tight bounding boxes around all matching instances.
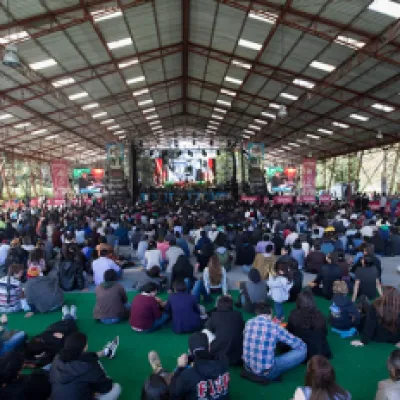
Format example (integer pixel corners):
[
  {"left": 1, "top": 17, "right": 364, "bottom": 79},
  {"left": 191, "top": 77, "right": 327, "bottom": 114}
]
[{"left": 0, "top": 194, "right": 399, "bottom": 399}]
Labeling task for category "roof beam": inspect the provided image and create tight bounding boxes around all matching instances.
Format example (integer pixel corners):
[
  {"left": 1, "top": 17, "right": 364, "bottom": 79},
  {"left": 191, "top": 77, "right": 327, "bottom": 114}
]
[{"left": 182, "top": 0, "right": 190, "bottom": 114}]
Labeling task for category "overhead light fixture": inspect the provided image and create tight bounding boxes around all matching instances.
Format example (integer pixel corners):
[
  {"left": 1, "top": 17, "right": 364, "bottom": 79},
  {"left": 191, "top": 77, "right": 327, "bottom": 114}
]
[
  {"left": 238, "top": 38, "right": 262, "bottom": 51},
  {"left": 82, "top": 103, "right": 99, "bottom": 110},
  {"left": 133, "top": 88, "right": 149, "bottom": 96},
  {"left": 0, "top": 31, "right": 30, "bottom": 45},
  {"left": 293, "top": 78, "right": 315, "bottom": 89},
  {"left": 224, "top": 76, "right": 243, "bottom": 85},
  {"left": 214, "top": 107, "right": 227, "bottom": 114},
  {"left": 232, "top": 59, "right": 251, "bottom": 69},
  {"left": 209, "top": 120, "right": 220, "bottom": 125},
  {"left": 138, "top": 99, "right": 153, "bottom": 106},
  {"left": 100, "top": 119, "right": 115, "bottom": 124},
  {"left": 29, "top": 58, "right": 57, "bottom": 70},
  {"left": 376, "top": 130, "right": 384, "bottom": 139},
  {"left": 69, "top": 92, "right": 88, "bottom": 100},
  {"left": 248, "top": 10, "right": 278, "bottom": 24},
  {"left": 127, "top": 76, "right": 145, "bottom": 85},
  {"left": 44, "top": 134, "right": 59, "bottom": 140},
  {"left": 280, "top": 92, "right": 298, "bottom": 101},
  {"left": 244, "top": 129, "right": 255, "bottom": 135},
  {"left": 371, "top": 103, "right": 394, "bottom": 112},
  {"left": 206, "top": 129, "right": 216, "bottom": 134},
  {"left": 318, "top": 128, "right": 333, "bottom": 135},
  {"left": 288, "top": 142, "right": 300, "bottom": 147},
  {"left": 207, "top": 125, "right": 217, "bottom": 130},
  {"left": 107, "top": 125, "right": 121, "bottom": 130},
  {"left": 149, "top": 120, "right": 160, "bottom": 125},
  {"left": 282, "top": 146, "right": 291, "bottom": 151},
  {"left": 113, "top": 130, "right": 125, "bottom": 134},
  {"left": 119, "top": 135, "right": 126, "bottom": 139},
  {"left": 261, "top": 112, "right": 276, "bottom": 119},
  {"left": 332, "top": 121, "right": 349, "bottom": 128},
  {"left": 216, "top": 99, "right": 231, "bottom": 107},
  {"left": 107, "top": 37, "right": 132, "bottom": 50},
  {"left": 306, "top": 133, "right": 320, "bottom": 139},
  {"left": 31, "top": 128, "right": 48, "bottom": 135},
  {"left": 145, "top": 114, "right": 159, "bottom": 120},
  {"left": 118, "top": 58, "right": 139, "bottom": 69},
  {"left": 220, "top": 88, "right": 236, "bottom": 97},
  {"left": 0, "top": 113, "right": 12, "bottom": 120},
  {"left": 92, "top": 8, "right": 123, "bottom": 23},
  {"left": 52, "top": 77, "right": 75, "bottom": 87},
  {"left": 269, "top": 103, "right": 281, "bottom": 109},
  {"left": 296, "top": 139, "right": 308, "bottom": 144},
  {"left": 211, "top": 114, "right": 224, "bottom": 120},
  {"left": 242, "top": 134, "right": 251, "bottom": 139},
  {"left": 248, "top": 124, "right": 261, "bottom": 130},
  {"left": 67, "top": 143, "right": 77, "bottom": 147},
  {"left": 309, "top": 60, "right": 336, "bottom": 72},
  {"left": 143, "top": 107, "right": 156, "bottom": 114},
  {"left": 276, "top": 149, "right": 285, "bottom": 152},
  {"left": 254, "top": 119, "right": 268, "bottom": 125},
  {"left": 349, "top": 113, "right": 369, "bottom": 122},
  {"left": 92, "top": 111, "right": 107, "bottom": 118},
  {"left": 335, "top": 35, "right": 366, "bottom": 50},
  {"left": 3, "top": 44, "right": 20, "bottom": 67},
  {"left": 368, "top": 0, "right": 400, "bottom": 18},
  {"left": 14, "top": 122, "right": 31, "bottom": 128},
  {"left": 151, "top": 125, "right": 162, "bottom": 130},
  {"left": 278, "top": 105, "right": 287, "bottom": 118}
]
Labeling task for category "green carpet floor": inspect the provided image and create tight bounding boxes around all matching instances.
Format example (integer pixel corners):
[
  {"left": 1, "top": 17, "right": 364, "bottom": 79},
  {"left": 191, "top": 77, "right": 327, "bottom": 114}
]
[{"left": 7, "top": 292, "right": 393, "bottom": 400}]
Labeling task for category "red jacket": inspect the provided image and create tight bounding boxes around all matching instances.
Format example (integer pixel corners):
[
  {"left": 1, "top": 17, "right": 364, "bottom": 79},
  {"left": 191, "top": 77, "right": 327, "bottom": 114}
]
[{"left": 130, "top": 294, "right": 161, "bottom": 330}]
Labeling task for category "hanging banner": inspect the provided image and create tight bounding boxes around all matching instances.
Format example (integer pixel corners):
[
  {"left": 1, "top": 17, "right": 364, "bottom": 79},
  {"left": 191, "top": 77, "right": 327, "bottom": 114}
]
[
  {"left": 50, "top": 159, "right": 69, "bottom": 199},
  {"left": 274, "top": 196, "right": 294, "bottom": 205},
  {"left": 297, "top": 195, "right": 316, "bottom": 204},
  {"left": 302, "top": 158, "right": 316, "bottom": 196},
  {"left": 247, "top": 143, "right": 265, "bottom": 167},
  {"left": 319, "top": 194, "right": 332, "bottom": 204},
  {"left": 106, "top": 143, "right": 124, "bottom": 169}
]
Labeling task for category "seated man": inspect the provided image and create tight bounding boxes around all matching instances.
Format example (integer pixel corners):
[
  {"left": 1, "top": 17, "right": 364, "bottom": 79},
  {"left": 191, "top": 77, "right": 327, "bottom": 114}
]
[
  {"left": 92, "top": 248, "right": 122, "bottom": 286},
  {"left": 242, "top": 302, "right": 307, "bottom": 382},
  {"left": 130, "top": 283, "right": 169, "bottom": 333},
  {"left": 236, "top": 268, "right": 268, "bottom": 313}
]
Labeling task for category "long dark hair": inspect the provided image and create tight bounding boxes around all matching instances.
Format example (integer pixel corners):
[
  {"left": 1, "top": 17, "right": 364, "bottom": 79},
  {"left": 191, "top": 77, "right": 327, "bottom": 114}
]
[
  {"left": 141, "top": 374, "right": 169, "bottom": 400},
  {"left": 374, "top": 286, "right": 400, "bottom": 333},
  {"left": 305, "top": 356, "right": 348, "bottom": 400},
  {"left": 292, "top": 291, "right": 326, "bottom": 330}
]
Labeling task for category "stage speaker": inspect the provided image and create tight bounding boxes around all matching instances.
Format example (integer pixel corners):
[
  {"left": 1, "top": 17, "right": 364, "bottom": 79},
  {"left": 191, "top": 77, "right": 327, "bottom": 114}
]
[{"left": 195, "top": 169, "right": 203, "bottom": 181}]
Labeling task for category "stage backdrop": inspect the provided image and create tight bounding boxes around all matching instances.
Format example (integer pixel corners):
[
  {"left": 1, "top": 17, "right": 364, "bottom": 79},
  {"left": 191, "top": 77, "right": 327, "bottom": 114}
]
[
  {"left": 302, "top": 158, "right": 317, "bottom": 196},
  {"left": 50, "top": 159, "right": 69, "bottom": 198}
]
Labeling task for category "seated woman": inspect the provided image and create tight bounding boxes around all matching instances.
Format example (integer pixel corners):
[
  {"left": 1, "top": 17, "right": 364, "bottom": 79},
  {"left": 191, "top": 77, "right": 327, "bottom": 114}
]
[
  {"left": 352, "top": 256, "right": 383, "bottom": 302},
  {"left": 236, "top": 238, "right": 256, "bottom": 274},
  {"left": 144, "top": 241, "right": 162, "bottom": 270},
  {"left": 27, "top": 248, "right": 47, "bottom": 275},
  {"left": 50, "top": 332, "right": 121, "bottom": 400},
  {"left": 214, "top": 233, "right": 231, "bottom": 272},
  {"left": 291, "top": 239, "right": 305, "bottom": 270},
  {"left": 130, "top": 283, "right": 169, "bottom": 333},
  {"left": 204, "top": 295, "right": 245, "bottom": 366},
  {"left": 165, "top": 280, "right": 204, "bottom": 334},
  {"left": 94, "top": 269, "right": 130, "bottom": 325},
  {"left": 288, "top": 291, "right": 332, "bottom": 361},
  {"left": 292, "top": 355, "right": 351, "bottom": 400},
  {"left": 375, "top": 350, "right": 400, "bottom": 400},
  {"left": 0, "top": 314, "right": 26, "bottom": 357},
  {"left": 141, "top": 374, "right": 169, "bottom": 400},
  {"left": 0, "top": 264, "right": 24, "bottom": 314},
  {"left": 134, "top": 266, "right": 167, "bottom": 293},
  {"left": 289, "top": 261, "right": 304, "bottom": 303},
  {"left": 170, "top": 255, "right": 194, "bottom": 291},
  {"left": 351, "top": 286, "right": 400, "bottom": 347},
  {"left": 253, "top": 244, "right": 276, "bottom": 280},
  {"left": 192, "top": 255, "right": 227, "bottom": 303},
  {"left": 236, "top": 268, "right": 268, "bottom": 313},
  {"left": 305, "top": 242, "right": 325, "bottom": 274}
]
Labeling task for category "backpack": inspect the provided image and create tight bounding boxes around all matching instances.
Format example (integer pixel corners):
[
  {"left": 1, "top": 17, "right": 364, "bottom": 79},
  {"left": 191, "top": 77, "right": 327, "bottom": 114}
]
[{"left": 58, "top": 260, "right": 85, "bottom": 291}]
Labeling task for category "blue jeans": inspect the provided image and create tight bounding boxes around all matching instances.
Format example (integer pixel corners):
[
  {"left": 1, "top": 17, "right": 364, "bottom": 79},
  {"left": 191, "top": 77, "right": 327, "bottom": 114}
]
[
  {"left": 184, "top": 278, "right": 194, "bottom": 291},
  {"left": 274, "top": 302, "right": 284, "bottom": 319},
  {"left": 144, "top": 312, "right": 170, "bottom": 333},
  {"left": 242, "top": 265, "right": 252, "bottom": 274},
  {"left": 100, "top": 303, "right": 130, "bottom": 324},
  {"left": 247, "top": 346, "right": 307, "bottom": 381},
  {"left": 192, "top": 280, "right": 210, "bottom": 303},
  {"left": 0, "top": 330, "right": 27, "bottom": 356}
]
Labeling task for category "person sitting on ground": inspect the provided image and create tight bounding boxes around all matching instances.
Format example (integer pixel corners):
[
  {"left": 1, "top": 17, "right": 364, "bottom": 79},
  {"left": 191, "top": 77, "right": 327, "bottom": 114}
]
[
  {"left": 194, "top": 231, "right": 214, "bottom": 272},
  {"left": 289, "top": 259, "right": 304, "bottom": 303},
  {"left": 236, "top": 237, "right": 256, "bottom": 274},
  {"left": 375, "top": 349, "right": 400, "bottom": 400},
  {"left": 330, "top": 280, "right": 360, "bottom": 338},
  {"left": 351, "top": 286, "right": 400, "bottom": 347},
  {"left": 4, "top": 238, "right": 28, "bottom": 273},
  {"left": 242, "top": 302, "right": 307, "bottom": 383},
  {"left": 305, "top": 242, "right": 326, "bottom": 273},
  {"left": 192, "top": 254, "right": 227, "bottom": 303},
  {"left": 94, "top": 269, "right": 130, "bottom": 325},
  {"left": 144, "top": 240, "right": 162, "bottom": 270},
  {"left": 0, "top": 351, "right": 51, "bottom": 400},
  {"left": 92, "top": 248, "right": 121, "bottom": 286},
  {"left": 134, "top": 266, "right": 167, "bottom": 292},
  {"left": 57, "top": 244, "right": 86, "bottom": 291},
  {"left": 236, "top": 268, "right": 268, "bottom": 313},
  {"left": 0, "top": 314, "right": 26, "bottom": 357},
  {"left": 140, "top": 373, "right": 169, "bottom": 400},
  {"left": 24, "top": 268, "right": 64, "bottom": 315},
  {"left": 292, "top": 355, "right": 351, "bottom": 400},
  {"left": 130, "top": 283, "right": 169, "bottom": 333},
  {"left": 287, "top": 290, "right": 332, "bottom": 361},
  {"left": 148, "top": 332, "right": 230, "bottom": 399},
  {"left": 170, "top": 254, "right": 195, "bottom": 291},
  {"left": 165, "top": 239, "right": 184, "bottom": 275},
  {"left": 136, "top": 234, "right": 148, "bottom": 265},
  {"left": 165, "top": 279, "right": 204, "bottom": 334},
  {"left": 156, "top": 236, "right": 170, "bottom": 269},
  {"left": 0, "top": 264, "right": 24, "bottom": 314},
  {"left": 291, "top": 239, "right": 306, "bottom": 270},
  {"left": 175, "top": 231, "right": 190, "bottom": 258},
  {"left": 352, "top": 256, "right": 383, "bottom": 302},
  {"left": 253, "top": 244, "right": 276, "bottom": 280},
  {"left": 255, "top": 234, "right": 274, "bottom": 254},
  {"left": 215, "top": 233, "right": 231, "bottom": 272},
  {"left": 204, "top": 295, "right": 245, "bottom": 366},
  {"left": 308, "top": 252, "right": 343, "bottom": 300},
  {"left": 50, "top": 332, "right": 121, "bottom": 400},
  {"left": 27, "top": 247, "right": 47, "bottom": 275}
]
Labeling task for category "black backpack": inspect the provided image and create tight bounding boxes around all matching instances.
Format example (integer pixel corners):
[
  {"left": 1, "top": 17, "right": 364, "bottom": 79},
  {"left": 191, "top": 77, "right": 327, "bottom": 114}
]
[{"left": 58, "top": 260, "right": 85, "bottom": 291}]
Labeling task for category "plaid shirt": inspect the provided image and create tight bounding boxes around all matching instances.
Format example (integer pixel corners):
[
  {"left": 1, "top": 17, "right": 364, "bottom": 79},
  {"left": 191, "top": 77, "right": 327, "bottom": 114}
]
[{"left": 243, "top": 315, "right": 306, "bottom": 374}]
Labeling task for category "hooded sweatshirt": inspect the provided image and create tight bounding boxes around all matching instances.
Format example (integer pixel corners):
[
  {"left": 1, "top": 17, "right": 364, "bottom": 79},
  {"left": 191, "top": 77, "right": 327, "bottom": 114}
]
[
  {"left": 50, "top": 352, "right": 112, "bottom": 400},
  {"left": 329, "top": 294, "right": 360, "bottom": 330},
  {"left": 170, "top": 351, "right": 230, "bottom": 400}
]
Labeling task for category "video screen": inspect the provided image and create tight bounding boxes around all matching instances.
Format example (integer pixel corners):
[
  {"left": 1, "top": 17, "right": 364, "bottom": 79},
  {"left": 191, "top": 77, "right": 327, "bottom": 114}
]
[{"left": 267, "top": 166, "right": 297, "bottom": 193}]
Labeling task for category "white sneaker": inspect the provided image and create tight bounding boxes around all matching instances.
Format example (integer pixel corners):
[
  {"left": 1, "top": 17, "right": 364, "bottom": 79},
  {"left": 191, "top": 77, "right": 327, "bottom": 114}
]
[
  {"left": 103, "top": 336, "right": 119, "bottom": 359},
  {"left": 62, "top": 305, "right": 70, "bottom": 320},
  {"left": 70, "top": 305, "right": 77, "bottom": 320}
]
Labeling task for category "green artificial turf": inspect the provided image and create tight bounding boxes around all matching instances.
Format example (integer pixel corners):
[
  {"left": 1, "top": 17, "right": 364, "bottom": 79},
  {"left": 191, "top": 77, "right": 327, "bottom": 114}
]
[{"left": 7, "top": 292, "right": 393, "bottom": 400}]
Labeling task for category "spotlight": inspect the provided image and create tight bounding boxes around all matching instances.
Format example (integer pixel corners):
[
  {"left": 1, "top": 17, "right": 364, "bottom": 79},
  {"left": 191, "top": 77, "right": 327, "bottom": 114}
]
[
  {"left": 278, "top": 105, "right": 287, "bottom": 118},
  {"left": 376, "top": 130, "right": 383, "bottom": 139},
  {"left": 3, "top": 44, "right": 20, "bottom": 68}
]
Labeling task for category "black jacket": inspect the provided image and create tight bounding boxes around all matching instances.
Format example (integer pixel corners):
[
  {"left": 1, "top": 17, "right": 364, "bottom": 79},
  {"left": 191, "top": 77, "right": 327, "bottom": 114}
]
[
  {"left": 314, "top": 263, "right": 343, "bottom": 299},
  {"left": 171, "top": 257, "right": 194, "bottom": 289},
  {"left": 205, "top": 310, "right": 245, "bottom": 366},
  {"left": 170, "top": 351, "right": 230, "bottom": 400},
  {"left": 330, "top": 294, "right": 360, "bottom": 331},
  {"left": 235, "top": 244, "right": 255, "bottom": 266},
  {"left": 50, "top": 353, "right": 113, "bottom": 400}
]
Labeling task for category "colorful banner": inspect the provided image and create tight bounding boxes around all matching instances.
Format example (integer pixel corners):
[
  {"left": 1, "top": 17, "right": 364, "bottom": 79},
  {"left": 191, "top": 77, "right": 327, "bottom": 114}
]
[
  {"left": 50, "top": 159, "right": 69, "bottom": 198},
  {"left": 274, "top": 196, "right": 294, "bottom": 205},
  {"left": 240, "top": 195, "right": 259, "bottom": 203},
  {"left": 106, "top": 143, "right": 124, "bottom": 169},
  {"left": 319, "top": 195, "right": 332, "bottom": 204},
  {"left": 247, "top": 143, "right": 264, "bottom": 167},
  {"left": 297, "top": 195, "right": 316, "bottom": 204},
  {"left": 302, "top": 158, "right": 316, "bottom": 196}
]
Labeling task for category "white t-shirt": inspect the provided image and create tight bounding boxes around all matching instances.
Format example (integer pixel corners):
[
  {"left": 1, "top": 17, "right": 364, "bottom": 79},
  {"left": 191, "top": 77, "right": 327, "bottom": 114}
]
[
  {"left": 92, "top": 257, "right": 121, "bottom": 286},
  {"left": 380, "top": 196, "right": 387, "bottom": 207},
  {"left": 144, "top": 249, "right": 162, "bottom": 269},
  {"left": 0, "top": 244, "right": 10, "bottom": 265}
]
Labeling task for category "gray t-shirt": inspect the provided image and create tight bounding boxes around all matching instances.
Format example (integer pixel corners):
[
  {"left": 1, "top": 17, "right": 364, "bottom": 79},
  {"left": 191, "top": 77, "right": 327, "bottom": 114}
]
[{"left": 246, "top": 281, "right": 268, "bottom": 304}]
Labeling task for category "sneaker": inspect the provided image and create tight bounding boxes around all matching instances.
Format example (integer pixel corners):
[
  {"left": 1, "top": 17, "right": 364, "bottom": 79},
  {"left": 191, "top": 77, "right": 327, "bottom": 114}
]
[
  {"left": 103, "top": 336, "right": 119, "bottom": 359},
  {"left": 148, "top": 350, "right": 163, "bottom": 373},
  {"left": 70, "top": 305, "right": 77, "bottom": 320},
  {"left": 62, "top": 305, "right": 70, "bottom": 320}
]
